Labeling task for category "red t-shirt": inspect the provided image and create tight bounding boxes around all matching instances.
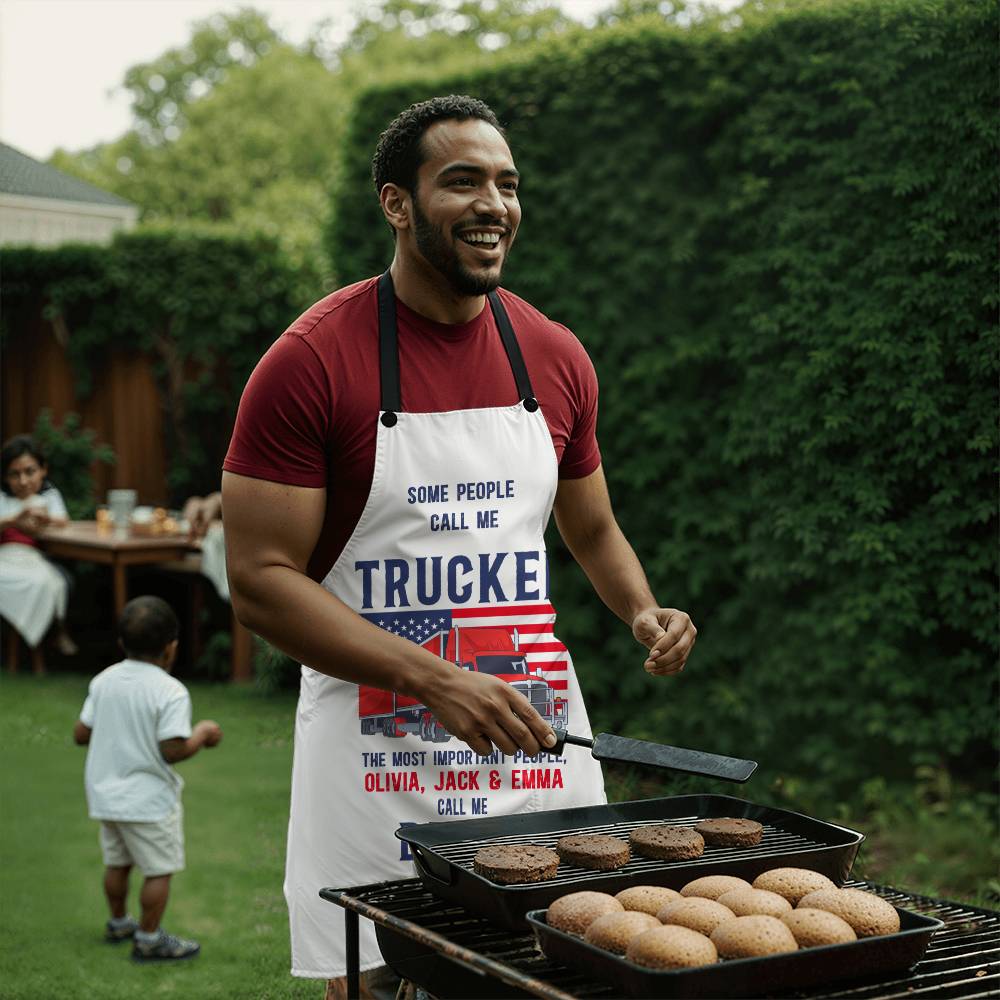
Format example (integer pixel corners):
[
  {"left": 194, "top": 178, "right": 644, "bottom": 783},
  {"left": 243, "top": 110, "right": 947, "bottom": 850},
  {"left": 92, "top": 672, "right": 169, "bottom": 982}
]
[{"left": 224, "top": 277, "right": 601, "bottom": 581}]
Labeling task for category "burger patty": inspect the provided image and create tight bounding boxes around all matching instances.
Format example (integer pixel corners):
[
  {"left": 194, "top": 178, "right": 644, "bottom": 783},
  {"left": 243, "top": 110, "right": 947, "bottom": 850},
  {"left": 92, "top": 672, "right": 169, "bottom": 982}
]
[
  {"left": 472, "top": 844, "right": 560, "bottom": 884},
  {"left": 556, "top": 834, "right": 631, "bottom": 871},
  {"left": 629, "top": 825, "right": 706, "bottom": 860},
  {"left": 694, "top": 817, "right": 764, "bottom": 847}
]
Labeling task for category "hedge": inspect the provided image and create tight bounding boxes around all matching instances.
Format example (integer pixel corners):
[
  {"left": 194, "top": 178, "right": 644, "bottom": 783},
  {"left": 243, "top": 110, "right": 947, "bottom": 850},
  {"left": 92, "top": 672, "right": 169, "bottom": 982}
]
[{"left": 328, "top": 0, "right": 998, "bottom": 795}]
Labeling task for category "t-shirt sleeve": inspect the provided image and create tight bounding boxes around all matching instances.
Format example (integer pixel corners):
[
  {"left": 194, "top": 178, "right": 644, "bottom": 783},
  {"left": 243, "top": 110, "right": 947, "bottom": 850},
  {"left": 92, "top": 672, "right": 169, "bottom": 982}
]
[
  {"left": 79, "top": 683, "right": 95, "bottom": 727},
  {"left": 157, "top": 685, "right": 193, "bottom": 742},
  {"left": 557, "top": 331, "right": 602, "bottom": 480},
  {"left": 44, "top": 488, "right": 68, "bottom": 519},
  {"left": 223, "top": 334, "right": 331, "bottom": 488}
]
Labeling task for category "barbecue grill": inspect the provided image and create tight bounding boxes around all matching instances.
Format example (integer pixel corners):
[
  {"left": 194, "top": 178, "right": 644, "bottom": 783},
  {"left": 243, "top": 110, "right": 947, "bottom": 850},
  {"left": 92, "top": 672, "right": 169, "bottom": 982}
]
[{"left": 320, "top": 878, "right": 999, "bottom": 1000}]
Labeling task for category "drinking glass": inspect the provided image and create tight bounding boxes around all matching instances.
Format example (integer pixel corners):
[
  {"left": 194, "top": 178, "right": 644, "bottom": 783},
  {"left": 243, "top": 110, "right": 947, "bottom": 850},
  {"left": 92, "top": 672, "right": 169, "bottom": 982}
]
[{"left": 107, "top": 489, "right": 137, "bottom": 536}]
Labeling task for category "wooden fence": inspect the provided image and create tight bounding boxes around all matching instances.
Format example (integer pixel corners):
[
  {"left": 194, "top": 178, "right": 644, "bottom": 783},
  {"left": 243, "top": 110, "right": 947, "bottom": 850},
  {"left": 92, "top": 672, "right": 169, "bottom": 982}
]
[{"left": 2, "top": 309, "right": 170, "bottom": 504}]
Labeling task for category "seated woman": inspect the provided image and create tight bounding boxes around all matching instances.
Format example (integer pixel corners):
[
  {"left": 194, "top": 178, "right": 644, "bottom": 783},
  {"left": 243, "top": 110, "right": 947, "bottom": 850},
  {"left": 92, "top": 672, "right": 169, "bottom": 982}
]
[{"left": 0, "top": 435, "right": 78, "bottom": 674}]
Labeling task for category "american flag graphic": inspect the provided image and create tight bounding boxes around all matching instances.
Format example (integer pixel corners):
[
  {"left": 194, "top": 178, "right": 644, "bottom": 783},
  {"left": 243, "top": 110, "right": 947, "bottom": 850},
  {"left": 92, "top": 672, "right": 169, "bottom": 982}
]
[
  {"left": 362, "top": 609, "right": 453, "bottom": 647},
  {"left": 361, "top": 602, "right": 568, "bottom": 690}
]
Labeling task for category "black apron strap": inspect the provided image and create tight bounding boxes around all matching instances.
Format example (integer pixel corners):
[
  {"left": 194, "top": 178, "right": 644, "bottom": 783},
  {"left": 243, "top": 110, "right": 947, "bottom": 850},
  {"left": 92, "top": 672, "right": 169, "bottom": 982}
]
[
  {"left": 376, "top": 272, "right": 538, "bottom": 422},
  {"left": 488, "top": 290, "right": 538, "bottom": 411},
  {"left": 377, "top": 271, "right": 401, "bottom": 426}
]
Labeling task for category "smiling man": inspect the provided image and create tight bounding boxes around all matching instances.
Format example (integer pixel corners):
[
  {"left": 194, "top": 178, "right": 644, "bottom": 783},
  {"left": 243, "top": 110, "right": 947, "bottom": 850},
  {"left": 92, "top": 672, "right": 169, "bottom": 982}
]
[{"left": 221, "top": 95, "right": 697, "bottom": 991}]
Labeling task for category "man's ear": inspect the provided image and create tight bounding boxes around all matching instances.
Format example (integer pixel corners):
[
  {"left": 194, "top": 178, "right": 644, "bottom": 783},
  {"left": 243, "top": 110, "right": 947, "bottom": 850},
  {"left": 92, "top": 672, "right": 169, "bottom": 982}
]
[{"left": 380, "top": 183, "right": 410, "bottom": 233}]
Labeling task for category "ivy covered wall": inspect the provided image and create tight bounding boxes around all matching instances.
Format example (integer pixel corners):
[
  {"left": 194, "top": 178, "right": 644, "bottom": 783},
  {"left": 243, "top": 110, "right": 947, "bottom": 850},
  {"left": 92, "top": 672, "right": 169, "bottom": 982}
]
[{"left": 329, "top": 0, "right": 998, "bottom": 792}]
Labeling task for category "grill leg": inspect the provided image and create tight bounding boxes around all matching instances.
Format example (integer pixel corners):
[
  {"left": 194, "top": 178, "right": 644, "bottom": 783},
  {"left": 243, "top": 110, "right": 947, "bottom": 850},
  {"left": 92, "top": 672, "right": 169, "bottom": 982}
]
[{"left": 346, "top": 909, "right": 360, "bottom": 999}]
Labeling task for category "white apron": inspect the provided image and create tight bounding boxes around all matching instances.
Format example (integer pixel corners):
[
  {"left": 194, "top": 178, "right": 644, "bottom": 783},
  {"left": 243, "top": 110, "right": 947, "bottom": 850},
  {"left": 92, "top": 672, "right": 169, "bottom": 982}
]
[
  {"left": 0, "top": 543, "right": 67, "bottom": 647},
  {"left": 284, "top": 274, "right": 607, "bottom": 978}
]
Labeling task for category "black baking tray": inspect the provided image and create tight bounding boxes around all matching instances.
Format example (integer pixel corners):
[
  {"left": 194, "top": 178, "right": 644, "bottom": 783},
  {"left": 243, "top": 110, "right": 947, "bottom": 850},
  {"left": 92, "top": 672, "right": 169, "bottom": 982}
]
[
  {"left": 527, "top": 904, "right": 943, "bottom": 998},
  {"left": 397, "top": 794, "right": 864, "bottom": 930}
]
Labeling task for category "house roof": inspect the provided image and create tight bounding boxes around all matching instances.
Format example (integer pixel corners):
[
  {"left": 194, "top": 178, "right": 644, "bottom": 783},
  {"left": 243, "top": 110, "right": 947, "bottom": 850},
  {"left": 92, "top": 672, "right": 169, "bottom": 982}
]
[{"left": 0, "top": 142, "right": 135, "bottom": 208}]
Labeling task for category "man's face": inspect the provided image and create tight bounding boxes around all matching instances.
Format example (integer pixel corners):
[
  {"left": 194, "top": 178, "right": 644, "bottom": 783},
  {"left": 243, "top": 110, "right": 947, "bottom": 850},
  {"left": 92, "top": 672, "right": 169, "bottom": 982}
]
[{"left": 407, "top": 118, "right": 521, "bottom": 296}]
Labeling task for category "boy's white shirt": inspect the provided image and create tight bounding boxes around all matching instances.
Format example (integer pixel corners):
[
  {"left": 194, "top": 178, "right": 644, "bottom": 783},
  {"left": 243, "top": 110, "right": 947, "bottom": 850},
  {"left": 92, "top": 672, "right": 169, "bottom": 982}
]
[
  {"left": 80, "top": 659, "right": 192, "bottom": 821},
  {"left": 0, "top": 486, "right": 68, "bottom": 521}
]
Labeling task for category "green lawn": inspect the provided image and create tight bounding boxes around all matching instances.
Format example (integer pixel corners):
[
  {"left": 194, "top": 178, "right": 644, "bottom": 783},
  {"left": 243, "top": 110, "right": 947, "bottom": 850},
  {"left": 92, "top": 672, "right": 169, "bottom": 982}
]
[
  {"left": 0, "top": 674, "right": 320, "bottom": 1000},
  {"left": 2, "top": 674, "right": 995, "bottom": 1000}
]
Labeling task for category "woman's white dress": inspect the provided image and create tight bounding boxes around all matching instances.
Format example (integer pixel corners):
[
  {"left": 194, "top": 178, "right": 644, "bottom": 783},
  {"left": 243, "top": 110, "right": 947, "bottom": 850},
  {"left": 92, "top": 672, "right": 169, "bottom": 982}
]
[{"left": 0, "top": 488, "right": 69, "bottom": 646}]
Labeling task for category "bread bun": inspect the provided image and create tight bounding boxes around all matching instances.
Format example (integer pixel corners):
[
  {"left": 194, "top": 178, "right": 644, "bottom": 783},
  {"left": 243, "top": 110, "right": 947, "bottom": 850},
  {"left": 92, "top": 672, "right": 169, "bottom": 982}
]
[
  {"left": 752, "top": 867, "right": 837, "bottom": 905},
  {"left": 547, "top": 891, "right": 624, "bottom": 936},
  {"left": 680, "top": 875, "right": 752, "bottom": 900},
  {"left": 797, "top": 888, "right": 900, "bottom": 937},
  {"left": 658, "top": 897, "right": 736, "bottom": 936},
  {"left": 717, "top": 887, "right": 793, "bottom": 918},
  {"left": 616, "top": 885, "right": 681, "bottom": 916},
  {"left": 782, "top": 908, "right": 858, "bottom": 948},
  {"left": 626, "top": 925, "right": 718, "bottom": 969},
  {"left": 585, "top": 911, "right": 661, "bottom": 954},
  {"left": 711, "top": 915, "right": 799, "bottom": 958}
]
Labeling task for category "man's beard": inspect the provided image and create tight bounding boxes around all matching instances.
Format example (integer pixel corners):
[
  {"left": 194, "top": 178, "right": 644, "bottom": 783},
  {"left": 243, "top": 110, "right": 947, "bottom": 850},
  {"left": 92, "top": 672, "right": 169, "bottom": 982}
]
[{"left": 412, "top": 198, "right": 509, "bottom": 297}]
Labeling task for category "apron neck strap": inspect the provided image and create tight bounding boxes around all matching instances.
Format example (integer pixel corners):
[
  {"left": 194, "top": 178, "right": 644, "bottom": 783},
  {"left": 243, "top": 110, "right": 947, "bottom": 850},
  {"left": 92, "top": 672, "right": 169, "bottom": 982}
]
[
  {"left": 377, "top": 271, "right": 538, "bottom": 419},
  {"left": 377, "top": 271, "right": 402, "bottom": 416},
  {"left": 488, "top": 290, "right": 536, "bottom": 408}
]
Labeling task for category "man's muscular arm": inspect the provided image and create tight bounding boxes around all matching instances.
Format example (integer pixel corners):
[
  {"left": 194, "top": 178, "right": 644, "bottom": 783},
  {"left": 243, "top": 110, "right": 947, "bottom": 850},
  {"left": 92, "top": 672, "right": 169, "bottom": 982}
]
[{"left": 222, "top": 471, "right": 555, "bottom": 756}]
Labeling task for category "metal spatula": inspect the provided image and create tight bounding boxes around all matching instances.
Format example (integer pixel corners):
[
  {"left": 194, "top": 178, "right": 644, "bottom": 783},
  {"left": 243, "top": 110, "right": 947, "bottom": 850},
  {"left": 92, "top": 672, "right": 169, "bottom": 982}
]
[{"left": 550, "top": 728, "right": 757, "bottom": 783}]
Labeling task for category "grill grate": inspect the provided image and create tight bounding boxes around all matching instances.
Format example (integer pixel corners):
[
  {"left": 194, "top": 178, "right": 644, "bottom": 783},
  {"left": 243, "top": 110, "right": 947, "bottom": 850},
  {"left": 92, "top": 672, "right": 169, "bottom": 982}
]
[
  {"left": 331, "top": 878, "right": 999, "bottom": 999},
  {"left": 400, "top": 795, "right": 863, "bottom": 928},
  {"left": 433, "top": 815, "right": 826, "bottom": 886}
]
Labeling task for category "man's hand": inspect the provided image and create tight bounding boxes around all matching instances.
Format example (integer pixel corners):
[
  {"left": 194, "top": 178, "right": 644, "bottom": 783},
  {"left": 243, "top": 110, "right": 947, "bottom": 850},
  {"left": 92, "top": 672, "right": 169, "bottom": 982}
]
[
  {"left": 632, "top": 608, "right": 697, "bottom": 676},
  {"left": 418, "top": 669, "right": 557, "bottom": 758}
]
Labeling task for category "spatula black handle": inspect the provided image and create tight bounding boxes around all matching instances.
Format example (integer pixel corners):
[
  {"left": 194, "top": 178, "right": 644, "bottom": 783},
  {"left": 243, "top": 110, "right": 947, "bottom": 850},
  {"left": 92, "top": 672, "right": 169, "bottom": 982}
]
[{"left": 549, "top": 728, "right": 591, "bottom": 754}]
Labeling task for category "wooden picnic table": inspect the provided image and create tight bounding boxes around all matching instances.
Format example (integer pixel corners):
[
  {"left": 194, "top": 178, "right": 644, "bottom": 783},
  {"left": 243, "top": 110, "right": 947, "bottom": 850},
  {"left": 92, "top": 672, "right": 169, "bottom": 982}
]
[{"left": 37, "top": 520, "right": 253, "bottom": 681}]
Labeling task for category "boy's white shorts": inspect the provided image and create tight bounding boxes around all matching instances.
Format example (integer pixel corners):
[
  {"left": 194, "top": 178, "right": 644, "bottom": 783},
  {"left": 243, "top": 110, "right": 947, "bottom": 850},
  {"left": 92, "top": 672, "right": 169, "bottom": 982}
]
[{"left": 99, "top": 804, "right": 185, "bottom": 876}]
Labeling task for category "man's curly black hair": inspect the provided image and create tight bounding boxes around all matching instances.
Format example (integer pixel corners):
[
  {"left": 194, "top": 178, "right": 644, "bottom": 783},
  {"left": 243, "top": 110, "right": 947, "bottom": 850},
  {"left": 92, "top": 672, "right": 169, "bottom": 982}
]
[{"left": 371, "top": 94, "right": 504, "bottom": 197}]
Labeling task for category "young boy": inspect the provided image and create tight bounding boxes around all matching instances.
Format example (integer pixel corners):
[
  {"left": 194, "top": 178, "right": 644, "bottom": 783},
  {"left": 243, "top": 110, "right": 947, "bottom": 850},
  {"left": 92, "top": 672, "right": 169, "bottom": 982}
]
[{"left": 73, "top": 595, "right": 223, "bottom": 962}]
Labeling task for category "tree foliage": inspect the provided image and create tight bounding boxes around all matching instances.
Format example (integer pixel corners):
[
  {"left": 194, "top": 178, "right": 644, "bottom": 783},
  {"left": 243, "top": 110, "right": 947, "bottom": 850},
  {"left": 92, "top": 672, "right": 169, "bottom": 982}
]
[
  {"left": 50, "top": 11, "right": 338, "bottom": 278},
  {"left": 118, "top": 8, "right": 281, "bottom": 146},
  {"left": 330, "top": 0, "right": 999, "bottom": 793},
  {"left": 48, "top": 2, "right": 596, "bottom": 281}
]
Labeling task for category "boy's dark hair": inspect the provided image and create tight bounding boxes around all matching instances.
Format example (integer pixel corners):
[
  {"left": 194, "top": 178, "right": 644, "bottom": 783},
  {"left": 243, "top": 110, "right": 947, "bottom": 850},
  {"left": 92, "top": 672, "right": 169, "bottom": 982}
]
[
  {"left": 371, "top": 94, "right": 504, "bottom": 197},
  {"left": 1, "top": 434, "right": 48, "bottom": 495},
  {"left": 119, "top": 596, "right": 179, "bottom": 660}
]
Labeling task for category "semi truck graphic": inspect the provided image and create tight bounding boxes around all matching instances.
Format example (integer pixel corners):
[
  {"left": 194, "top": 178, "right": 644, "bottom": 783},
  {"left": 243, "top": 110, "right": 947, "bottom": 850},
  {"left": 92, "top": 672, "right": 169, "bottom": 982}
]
[{"left": 358, "top": 615, "right": 567, "bottom": 742}]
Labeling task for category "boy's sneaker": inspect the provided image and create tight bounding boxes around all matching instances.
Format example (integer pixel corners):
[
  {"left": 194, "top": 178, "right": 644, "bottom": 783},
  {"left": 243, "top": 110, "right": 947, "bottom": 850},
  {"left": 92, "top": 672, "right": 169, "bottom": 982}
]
[
  {"left": 105, "top": 916, "right": 139, "bottom": 943},
  {"left": 131, "top": 929, "right": 200, "bottom": 963}
]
